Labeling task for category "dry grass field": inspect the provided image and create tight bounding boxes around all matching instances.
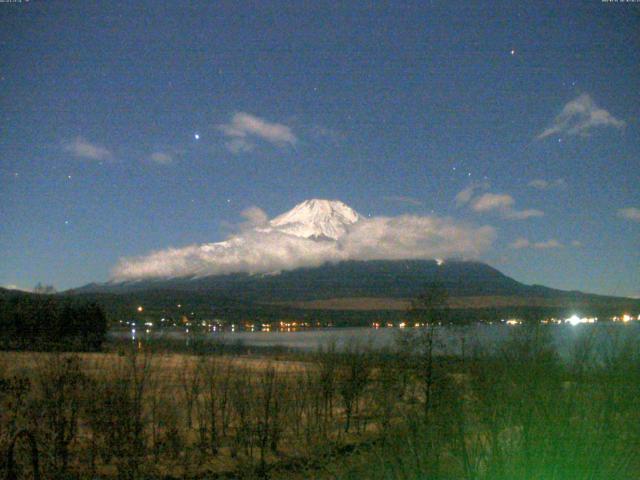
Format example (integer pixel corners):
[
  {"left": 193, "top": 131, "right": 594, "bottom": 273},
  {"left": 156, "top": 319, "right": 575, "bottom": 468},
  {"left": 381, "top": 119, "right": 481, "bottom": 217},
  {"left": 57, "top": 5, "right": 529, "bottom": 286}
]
[{"left": 2, "top": 326, "right": 640, "bottom": 479}]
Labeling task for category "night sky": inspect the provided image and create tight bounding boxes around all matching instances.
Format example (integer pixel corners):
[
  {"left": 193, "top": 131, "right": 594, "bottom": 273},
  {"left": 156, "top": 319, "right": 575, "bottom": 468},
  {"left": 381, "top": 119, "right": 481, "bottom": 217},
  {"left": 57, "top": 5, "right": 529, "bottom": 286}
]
[{"left": 1, "top": 1, "right": 638, "bottom": 297}]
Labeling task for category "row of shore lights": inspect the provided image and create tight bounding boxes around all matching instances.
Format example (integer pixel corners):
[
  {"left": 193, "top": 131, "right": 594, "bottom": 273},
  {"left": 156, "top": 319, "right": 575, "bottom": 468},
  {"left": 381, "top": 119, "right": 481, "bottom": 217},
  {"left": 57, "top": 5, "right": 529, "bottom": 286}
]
[{"left": 134, "top": 306, "right": 637, "bottom": 329}]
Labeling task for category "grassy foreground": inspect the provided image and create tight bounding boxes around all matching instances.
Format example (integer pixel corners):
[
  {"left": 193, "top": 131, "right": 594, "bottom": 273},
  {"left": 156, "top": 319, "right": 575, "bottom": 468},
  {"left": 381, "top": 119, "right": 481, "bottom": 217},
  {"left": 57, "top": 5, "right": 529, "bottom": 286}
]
[{"left": 1, "top": 325, "right": 639, "bottom": 479}]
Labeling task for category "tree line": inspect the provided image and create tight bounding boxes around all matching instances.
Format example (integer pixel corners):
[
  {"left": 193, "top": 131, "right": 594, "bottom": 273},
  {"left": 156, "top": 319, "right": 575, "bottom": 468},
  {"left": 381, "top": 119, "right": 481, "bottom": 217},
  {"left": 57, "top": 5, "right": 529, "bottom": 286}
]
[{"left": 0, "top": 292, "right": 107, "bottom": 351}]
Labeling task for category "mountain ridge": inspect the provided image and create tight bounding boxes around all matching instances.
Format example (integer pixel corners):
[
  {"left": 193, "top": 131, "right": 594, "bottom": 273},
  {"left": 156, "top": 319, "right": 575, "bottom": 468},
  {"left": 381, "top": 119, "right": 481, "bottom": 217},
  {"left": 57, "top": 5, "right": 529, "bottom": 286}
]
[{"left": 72, "top": 258, "right": 637, "bottom": 306}]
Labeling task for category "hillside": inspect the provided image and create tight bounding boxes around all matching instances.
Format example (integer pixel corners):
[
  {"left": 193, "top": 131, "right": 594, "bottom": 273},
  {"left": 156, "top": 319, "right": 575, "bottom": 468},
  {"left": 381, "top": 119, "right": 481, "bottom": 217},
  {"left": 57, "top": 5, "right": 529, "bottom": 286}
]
[{"left": 69, "top": 259, "right": 640, "bottom": 325}]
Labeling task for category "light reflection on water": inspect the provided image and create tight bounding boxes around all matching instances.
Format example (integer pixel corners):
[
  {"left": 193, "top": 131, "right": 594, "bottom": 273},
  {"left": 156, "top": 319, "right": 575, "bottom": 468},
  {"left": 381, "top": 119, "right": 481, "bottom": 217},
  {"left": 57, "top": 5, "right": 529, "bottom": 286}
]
[{"left": 110, "top": 323, "right": 640, "bottom": 358}]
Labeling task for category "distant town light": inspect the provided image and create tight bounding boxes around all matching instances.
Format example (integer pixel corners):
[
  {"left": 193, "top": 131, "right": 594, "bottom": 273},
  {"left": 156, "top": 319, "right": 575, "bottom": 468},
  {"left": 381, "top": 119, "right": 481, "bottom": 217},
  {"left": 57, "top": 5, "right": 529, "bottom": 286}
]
[
  {"left": 566, "top": 315, "right": 581, "bottom": 326},
  {"left": 565, "top": 315, "right": 597, "bottom": 326},
  {"left": 137, "top": 306, "right": 144, "bottom": 312}
]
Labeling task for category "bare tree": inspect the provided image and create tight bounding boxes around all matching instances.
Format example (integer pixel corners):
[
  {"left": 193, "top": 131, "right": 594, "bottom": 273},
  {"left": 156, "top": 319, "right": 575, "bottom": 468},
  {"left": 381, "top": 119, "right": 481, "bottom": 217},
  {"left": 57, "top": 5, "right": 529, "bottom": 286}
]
[
  {"left": 178, "top": 356, "right": 201, "bottom": 430},
  {"left": 337, "top": 342, "right": 371, "bottom": 433},
  {"left": 33, "top": 354, "right": 84, "bottom": 476},
  {"left": 407, "top": 282, "right": 449, "bottom": 423}
]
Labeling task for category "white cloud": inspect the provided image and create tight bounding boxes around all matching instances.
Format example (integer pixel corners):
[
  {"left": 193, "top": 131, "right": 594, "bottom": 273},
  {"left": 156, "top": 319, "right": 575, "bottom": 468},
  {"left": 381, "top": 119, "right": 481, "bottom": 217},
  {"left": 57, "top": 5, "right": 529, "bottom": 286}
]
[
  {"left": 383, "top": 196, "right": 424, "bottom": 206},
  {"left": 63, "top": 136, "right": 113, "bottom": 161},
  {"left": 239, "top": 206, "right": 269, "bottom": 229},
  {"left": 537, "top": 93, "right": 625, "bottom": 139},
  {"left": 509, "top": 238, "right": 531, "bottom": 249},
  {"left": 470, "top": 193, "right": 543, "bottom": 220},
  {"left": 454, "top": 182, "right": 489, "bottom": 207},
  {"left": 225, "top": 138, "right": 254, "bottom": 154},
  {"left": 534, "top": 239, "right": 563, "bottom": 249},
  {"left": 1, "top": 284, "right": 32, "bottom": 292},
  {"left": 149, "top": 152, "right": 173, "bottom": 165},
  {"left": 503, "top": 208, "right": 545, "bottom": 220},
  {"left": 528, "top": 178, "right": 567, "bottom": 190},
  {"left": 618, "top": 207, "right": 640, "bottom": 222},
  {"left": 340, "top": 215, "right": 496, "bottom": 261},
  {"left": 112, "top": 211, "right": 496, "bottom": 280},
  {"left": 472, "top": 193, "right": 515, "bottom": 212},
  {"left": 217, "top": 112, "right": 297, "bottom": 153},
  {"left": 455, "top": 187, "right": 475, "bottom": 207},
  {"left": 509, "top": 238, "right": 563, "bottom": 249}
]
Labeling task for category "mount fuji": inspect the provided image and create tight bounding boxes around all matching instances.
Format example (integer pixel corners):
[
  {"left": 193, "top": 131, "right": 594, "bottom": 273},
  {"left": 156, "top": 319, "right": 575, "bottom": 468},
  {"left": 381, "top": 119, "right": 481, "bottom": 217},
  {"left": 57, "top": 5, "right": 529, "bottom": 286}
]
[
  {"left": 108, "top": 198, "right": 496, "bottom": 281},
  {"left": 69, "top": 199, "right": 640, "bottom": 323},
  {"left": 259, "top": 199, "right": 361, "bottom": 240}
]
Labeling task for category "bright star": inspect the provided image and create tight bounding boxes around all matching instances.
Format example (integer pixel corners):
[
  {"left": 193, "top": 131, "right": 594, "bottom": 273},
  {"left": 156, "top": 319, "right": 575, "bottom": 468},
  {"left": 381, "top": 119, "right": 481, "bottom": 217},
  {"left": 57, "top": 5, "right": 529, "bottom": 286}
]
[
  {"left": 194, "top": 133, "right": 200, "bottom": 140},
  {"left": 510, "top": 49, "right": 516, "bottom": 55}
]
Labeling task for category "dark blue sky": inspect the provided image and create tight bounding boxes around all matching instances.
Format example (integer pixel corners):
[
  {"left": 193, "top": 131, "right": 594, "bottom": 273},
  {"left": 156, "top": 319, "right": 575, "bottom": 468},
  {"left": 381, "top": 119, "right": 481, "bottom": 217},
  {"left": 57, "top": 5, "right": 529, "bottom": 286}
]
[{"left": 1, "top": 1, "right": 638, "bottom": 296}]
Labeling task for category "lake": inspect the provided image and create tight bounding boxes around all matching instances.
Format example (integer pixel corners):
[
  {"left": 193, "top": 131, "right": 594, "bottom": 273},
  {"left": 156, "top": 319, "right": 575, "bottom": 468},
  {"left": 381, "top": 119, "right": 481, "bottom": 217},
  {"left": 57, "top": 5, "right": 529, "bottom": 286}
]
[{"left": 110, "top": 322, "right": 640, "bottom": 359}]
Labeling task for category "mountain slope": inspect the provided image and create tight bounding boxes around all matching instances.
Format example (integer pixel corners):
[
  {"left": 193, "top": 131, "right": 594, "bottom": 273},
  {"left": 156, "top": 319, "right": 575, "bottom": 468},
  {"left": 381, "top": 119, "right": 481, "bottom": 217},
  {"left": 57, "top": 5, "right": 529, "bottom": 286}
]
[
  {"left": 73, "top": 259, "right": 637, "bottom": 306},
  {"left": 68, "top": 259, "right": 640, "bottom": 326}
]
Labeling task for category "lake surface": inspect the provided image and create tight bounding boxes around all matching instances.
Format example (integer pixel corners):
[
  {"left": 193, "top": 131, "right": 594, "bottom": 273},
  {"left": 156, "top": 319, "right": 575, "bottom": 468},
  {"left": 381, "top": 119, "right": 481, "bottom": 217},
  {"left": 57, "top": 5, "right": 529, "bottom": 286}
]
[{"left": 111, "top": 323, "right": 640, "bottom": 359}]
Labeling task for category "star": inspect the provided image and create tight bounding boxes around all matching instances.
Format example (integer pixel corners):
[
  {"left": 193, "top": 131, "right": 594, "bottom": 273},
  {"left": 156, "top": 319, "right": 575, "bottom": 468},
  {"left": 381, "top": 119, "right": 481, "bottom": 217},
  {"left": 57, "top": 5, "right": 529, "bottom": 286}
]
[
  {"left": 67, "top": 175, "right": 72, "bottom": 180},
  {"left": 510, "top": 49, "right": 516, "bottom": 56},
  {"left": 64, "top": 220, "right": 70, "bottom": 226},
  {"left": 194, "top": 133, "right": 200, "bottom": 140}
]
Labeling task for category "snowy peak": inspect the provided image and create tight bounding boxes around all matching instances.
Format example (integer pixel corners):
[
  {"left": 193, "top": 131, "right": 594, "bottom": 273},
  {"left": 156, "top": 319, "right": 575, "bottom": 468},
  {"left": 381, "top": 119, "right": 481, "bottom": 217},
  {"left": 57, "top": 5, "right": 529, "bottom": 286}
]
[{"left": 268, "top": 199, "right": 361, "bottom": 240}]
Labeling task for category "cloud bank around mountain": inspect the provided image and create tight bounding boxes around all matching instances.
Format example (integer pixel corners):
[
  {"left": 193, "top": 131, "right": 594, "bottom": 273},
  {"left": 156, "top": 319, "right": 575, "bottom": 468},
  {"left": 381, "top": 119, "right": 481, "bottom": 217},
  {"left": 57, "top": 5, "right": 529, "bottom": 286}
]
[{"left": 112, "top": 211, "right": 496, "bottom": 280}]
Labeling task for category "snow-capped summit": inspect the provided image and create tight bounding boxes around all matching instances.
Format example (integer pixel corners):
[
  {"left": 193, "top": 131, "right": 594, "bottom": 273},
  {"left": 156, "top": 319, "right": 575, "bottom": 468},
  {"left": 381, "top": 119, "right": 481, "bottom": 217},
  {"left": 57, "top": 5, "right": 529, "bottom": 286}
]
[{"left": 268, "top": 199, "right": 362, "bottom": 240}]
